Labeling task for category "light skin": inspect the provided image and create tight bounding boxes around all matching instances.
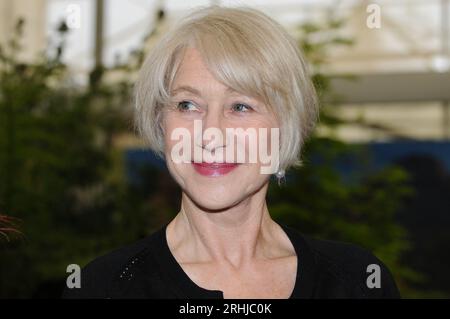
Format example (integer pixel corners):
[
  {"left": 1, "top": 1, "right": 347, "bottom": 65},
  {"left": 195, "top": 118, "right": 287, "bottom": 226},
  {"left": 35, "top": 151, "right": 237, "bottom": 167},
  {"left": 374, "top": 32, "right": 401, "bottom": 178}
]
[{"left": 162, "top": 47, "right": 298, "bottom": 299}]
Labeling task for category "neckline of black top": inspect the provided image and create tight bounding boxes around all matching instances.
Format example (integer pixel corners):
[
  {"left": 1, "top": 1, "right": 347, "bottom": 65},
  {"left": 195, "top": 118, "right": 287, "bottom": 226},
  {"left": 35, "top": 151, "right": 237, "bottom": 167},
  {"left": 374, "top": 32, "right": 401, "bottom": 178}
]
[{"left": 152, "top": 221, "right": 317, "bottom": 299}]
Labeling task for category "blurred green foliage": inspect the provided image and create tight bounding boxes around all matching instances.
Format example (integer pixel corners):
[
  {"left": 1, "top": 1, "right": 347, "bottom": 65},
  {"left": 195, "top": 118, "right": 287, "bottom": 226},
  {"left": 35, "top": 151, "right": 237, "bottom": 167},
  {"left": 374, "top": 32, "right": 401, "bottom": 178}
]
[
  {"left": 0, "top": 19, "right": 170, "bottom": 297},
  {"left": 0, "top": 15, "right": 444, "bottom": 298}
]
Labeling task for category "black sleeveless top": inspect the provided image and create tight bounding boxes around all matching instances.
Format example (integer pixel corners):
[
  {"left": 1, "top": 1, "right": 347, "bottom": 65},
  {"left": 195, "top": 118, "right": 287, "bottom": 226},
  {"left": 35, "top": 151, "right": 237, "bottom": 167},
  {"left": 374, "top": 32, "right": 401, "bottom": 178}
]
[{"left": 62, "top": 222, "right": 400, "bottom": 299}]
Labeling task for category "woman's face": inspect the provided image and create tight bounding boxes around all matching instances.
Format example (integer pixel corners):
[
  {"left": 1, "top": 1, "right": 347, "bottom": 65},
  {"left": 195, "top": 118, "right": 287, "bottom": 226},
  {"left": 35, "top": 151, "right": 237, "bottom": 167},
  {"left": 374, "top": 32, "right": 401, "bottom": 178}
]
[{"left": 162, "top": 47, "right": 279, "bottom": 211}]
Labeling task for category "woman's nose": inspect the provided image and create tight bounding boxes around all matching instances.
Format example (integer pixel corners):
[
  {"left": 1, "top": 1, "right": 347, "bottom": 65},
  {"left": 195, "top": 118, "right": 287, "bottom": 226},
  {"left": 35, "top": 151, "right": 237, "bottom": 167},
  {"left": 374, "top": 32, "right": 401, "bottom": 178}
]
[{"left": 197, "top": 106, "right": 227, "bottom": 152}]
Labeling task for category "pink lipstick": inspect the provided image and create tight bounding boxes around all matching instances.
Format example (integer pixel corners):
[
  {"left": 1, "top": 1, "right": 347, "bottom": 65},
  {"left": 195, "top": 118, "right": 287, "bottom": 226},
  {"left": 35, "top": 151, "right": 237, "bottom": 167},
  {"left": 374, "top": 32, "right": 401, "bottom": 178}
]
[{"left": 191, "top": 162, "right": 239, "bottom": 177}]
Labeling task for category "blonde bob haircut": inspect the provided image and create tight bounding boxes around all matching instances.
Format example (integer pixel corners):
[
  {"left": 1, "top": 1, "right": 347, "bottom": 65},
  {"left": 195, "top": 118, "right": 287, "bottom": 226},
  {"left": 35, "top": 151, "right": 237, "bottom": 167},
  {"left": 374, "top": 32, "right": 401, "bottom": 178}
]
[{"left": 135, "top": 5, "right": 319, "bottom": 173}]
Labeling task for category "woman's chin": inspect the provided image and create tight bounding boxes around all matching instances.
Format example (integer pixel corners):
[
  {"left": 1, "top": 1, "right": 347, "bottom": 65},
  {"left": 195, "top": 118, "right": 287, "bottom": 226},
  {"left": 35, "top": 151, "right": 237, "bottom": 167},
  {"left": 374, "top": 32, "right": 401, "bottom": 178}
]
[{"left": 187, "top": 190, "right": 243, "bottom": 212}]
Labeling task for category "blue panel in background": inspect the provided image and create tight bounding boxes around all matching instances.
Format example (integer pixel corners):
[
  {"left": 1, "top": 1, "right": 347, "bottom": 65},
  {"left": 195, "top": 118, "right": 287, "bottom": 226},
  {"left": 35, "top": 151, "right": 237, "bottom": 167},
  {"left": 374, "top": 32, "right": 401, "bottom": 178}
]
[
  {"left": 366, "top": 141, "right": 450, "bottom": 173},
  {"left": 124, "top": 141, "right": 450, "bottom": 185},
  {"left": 124, "top": 149, "right": 166, "bottom": 186}
]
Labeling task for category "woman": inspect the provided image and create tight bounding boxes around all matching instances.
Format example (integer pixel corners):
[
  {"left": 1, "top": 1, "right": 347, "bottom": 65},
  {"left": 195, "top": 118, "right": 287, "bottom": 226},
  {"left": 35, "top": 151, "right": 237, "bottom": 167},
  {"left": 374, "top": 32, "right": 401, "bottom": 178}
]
[{"left": 64, "top": 5, "right": 400, "bottom": 299}]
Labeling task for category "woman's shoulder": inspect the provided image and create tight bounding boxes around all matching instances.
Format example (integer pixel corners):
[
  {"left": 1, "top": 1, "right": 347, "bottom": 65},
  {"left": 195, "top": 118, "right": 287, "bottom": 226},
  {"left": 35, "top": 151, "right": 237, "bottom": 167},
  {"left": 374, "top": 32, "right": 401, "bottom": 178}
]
[
  {"left": 311, "top": 237, "right": 400, "bottom": 297},
  {"left": 282, "top": 224, "right": 401, "bottom": 298},
  {"left": 304, "top": 234, "right": 385, "bottom": 269},
  {"left": 62, "top": 227, "right": 164, "bottom": 299}
]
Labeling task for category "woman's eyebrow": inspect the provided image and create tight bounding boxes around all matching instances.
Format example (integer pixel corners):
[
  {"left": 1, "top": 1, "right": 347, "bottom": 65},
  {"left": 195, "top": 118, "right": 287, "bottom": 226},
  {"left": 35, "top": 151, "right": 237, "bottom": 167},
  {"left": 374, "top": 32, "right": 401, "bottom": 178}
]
[
  {"left": 170, "top": 86, "right": 262, "bottom": 105},
  {"left": 171, "top": 85, "right": 201, "bottom": 96},
  {"left": 171, "top": 85, "right": 239, "bottom": 96}
]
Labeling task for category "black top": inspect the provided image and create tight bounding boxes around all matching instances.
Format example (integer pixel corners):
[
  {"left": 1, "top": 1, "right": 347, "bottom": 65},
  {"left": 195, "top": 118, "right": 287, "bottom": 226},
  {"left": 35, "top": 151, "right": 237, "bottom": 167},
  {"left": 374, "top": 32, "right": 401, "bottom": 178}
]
[{"left": 62, "top": 222, "right": 400, "bottom": 299}]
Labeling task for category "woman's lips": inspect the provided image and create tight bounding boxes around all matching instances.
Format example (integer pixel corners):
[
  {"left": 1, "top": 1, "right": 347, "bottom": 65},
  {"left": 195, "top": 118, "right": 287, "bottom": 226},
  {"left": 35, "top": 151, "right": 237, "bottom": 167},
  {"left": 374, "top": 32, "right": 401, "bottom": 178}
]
[{"left": 191, "top": 162, "right": 239, "bottom": 177}]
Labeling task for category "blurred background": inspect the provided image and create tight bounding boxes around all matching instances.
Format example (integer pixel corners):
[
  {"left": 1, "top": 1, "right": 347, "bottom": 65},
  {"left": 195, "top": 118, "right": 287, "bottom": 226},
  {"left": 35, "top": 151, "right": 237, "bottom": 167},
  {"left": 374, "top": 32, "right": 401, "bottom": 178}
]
[{"left": 0, "top": 0, "right": 449, "bottom": 298}]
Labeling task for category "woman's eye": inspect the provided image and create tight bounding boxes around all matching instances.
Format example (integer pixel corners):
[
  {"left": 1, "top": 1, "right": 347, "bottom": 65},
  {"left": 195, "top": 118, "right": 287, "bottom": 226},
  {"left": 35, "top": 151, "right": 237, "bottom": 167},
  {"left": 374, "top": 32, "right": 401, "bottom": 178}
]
[
  {"left": 232, "top": 103, "right": 252, "bottom": 113},
  {"left": 176, "top": 101, "right": 198, "bottom": 112}
]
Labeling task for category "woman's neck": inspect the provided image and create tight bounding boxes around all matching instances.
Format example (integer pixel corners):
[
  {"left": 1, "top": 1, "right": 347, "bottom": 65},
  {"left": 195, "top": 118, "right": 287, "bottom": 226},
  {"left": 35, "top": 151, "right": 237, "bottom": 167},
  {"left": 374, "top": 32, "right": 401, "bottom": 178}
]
[{"left": 166, "top": 182, "right": 285, "bottom": 268}]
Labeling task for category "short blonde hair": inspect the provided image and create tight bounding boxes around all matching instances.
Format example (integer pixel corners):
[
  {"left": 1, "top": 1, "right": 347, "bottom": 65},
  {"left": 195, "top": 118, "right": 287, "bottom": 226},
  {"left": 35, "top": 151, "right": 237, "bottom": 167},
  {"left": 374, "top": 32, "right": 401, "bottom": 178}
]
[{"left": 134, "top": 5, "right": 319, "bottom": 172}]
